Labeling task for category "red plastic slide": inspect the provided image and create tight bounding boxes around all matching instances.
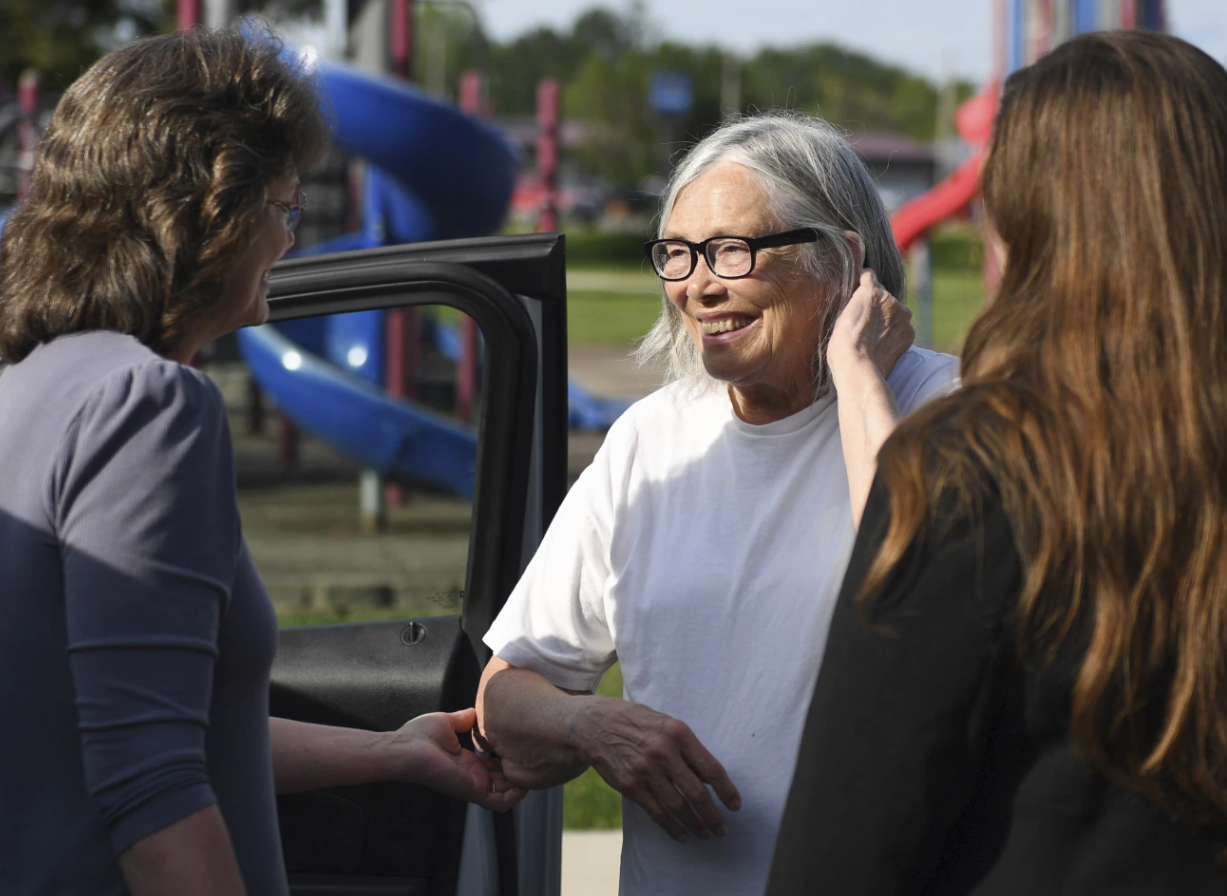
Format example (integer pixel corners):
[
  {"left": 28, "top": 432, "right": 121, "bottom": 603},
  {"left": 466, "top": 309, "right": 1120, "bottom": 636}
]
[{"left": 889, "top": 81, "right": 1000, "bottom": 253}]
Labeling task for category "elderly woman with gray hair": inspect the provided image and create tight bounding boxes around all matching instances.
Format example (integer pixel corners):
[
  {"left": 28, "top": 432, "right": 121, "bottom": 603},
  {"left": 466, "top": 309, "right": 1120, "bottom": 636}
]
[{"left": 476, "top": 112, "right": 958, "bottom": 895}]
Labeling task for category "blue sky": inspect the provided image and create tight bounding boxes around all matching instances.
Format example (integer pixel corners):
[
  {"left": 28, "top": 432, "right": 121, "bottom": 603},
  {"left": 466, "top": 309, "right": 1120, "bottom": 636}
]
[{"left": 477, "top": 0, "right": 1225, "bottom": 83}]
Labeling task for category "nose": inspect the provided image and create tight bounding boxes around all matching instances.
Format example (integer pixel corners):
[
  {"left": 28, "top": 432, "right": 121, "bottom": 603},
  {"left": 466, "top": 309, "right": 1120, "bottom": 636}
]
[{"left": 685, "top": 253, "right": 726, "bottom": 303}]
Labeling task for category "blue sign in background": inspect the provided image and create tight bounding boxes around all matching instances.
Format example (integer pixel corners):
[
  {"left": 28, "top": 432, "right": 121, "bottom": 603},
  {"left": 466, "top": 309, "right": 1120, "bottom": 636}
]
[{"left": 650, "top": 71, "right": 694, "bottom": 115}]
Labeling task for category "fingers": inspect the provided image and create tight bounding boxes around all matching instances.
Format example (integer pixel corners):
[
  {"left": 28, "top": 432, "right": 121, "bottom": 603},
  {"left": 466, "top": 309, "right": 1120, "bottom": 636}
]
[
  {"left": 651, "top": 762, "right": 723, "bottom": 840},
  {"left": 475, "top": 775, "right": 528, "bottom": 812},
  {"left": 448, "top": 707, "right": 478, "bottom": 734},
  {"left": 635, "top": 786, "right": 694, "bottom": 843},
  {"left": 478, "top": 787, "right": 527, "bottom": 812},
  {"left": 679, "top": 736, "right": 741, "bottom": 812},
  {"left": 603, "top": 716, "right": 740, "bottom": 843}
]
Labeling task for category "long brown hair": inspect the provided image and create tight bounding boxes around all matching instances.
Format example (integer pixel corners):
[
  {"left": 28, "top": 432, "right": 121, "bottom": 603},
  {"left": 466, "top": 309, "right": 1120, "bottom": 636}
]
[
  {"left": 867, "top": 31, "right": 1227, "bottom": 826},
  {"left": 0, "top": 26, "right": 328, "bottom": 362}
]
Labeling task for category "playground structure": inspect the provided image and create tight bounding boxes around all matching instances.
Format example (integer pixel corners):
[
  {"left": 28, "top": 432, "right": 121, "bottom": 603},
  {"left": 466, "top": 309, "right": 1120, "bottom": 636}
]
[
  {"left": 168, "top": 1, "right": 633, "bottom": 524},
  {"left": 890, "top": 0, "right": 1168, "bottom": 328}
]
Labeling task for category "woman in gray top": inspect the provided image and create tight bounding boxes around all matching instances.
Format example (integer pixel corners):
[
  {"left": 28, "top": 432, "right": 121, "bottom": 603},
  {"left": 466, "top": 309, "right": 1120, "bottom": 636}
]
[{"left": 0, "top": 28, "right": 522, "bottom": 896}]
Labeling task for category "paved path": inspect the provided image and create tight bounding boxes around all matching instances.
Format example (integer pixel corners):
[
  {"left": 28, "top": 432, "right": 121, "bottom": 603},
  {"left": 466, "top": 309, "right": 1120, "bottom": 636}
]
[
  {"left": 562, "top": 830, "right": 621, "bottom": 896},
  {"left": 568, "top": 269, "right": 659, "bottom": 294},
  {"left": 568, "top": 344, "right": 665, "bottom": 401}
]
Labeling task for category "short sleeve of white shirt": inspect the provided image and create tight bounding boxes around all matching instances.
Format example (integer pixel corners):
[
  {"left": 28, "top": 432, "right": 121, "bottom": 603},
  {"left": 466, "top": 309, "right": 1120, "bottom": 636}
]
[{"left": 482, "top": 406, "right": 637, "bottom": 692}]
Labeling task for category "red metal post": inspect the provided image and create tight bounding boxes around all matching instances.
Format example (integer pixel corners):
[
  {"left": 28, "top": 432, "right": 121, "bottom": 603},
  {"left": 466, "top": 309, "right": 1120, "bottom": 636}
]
[
  {"left": 1035, "top": 0, "right": 1053, "bottom": 59},
  {"left": 459, "top": 70, "right": 488, "bottom": 115},
  {"left": 176, "top": 0, "right": 201, "bottom": 31},
  {"left": 454, "top": 70, "right": 488, "bottom": 424},
  {"left": 15, "top": 71, "right": 38, "bottom": 202},
  {"left": 384, "top": 0, "right": 417, "bottom": 505},
  {"left": 384, "top": 308, "right": 419, "bottom": 505},
  {"left": 536, "top": 79, "right": 560, "bottom": 234},
  {"left": 391, "top": 0, "right": 414, "bottom": 79},
  {"left": 278, "top": 416, "right": 299, "bottom": 468}
]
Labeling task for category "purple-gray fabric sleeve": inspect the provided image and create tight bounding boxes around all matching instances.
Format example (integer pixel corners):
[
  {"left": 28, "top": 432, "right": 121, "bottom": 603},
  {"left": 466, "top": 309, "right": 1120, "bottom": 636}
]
[{"left": 50, "top": 360, "right": 240, "bottom": 855}]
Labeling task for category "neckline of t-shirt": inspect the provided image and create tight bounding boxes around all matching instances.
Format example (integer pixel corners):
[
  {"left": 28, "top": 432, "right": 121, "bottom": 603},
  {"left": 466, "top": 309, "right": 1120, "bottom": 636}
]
[{"left": 725, "top": 388, "right": 837, "bottom": 437}]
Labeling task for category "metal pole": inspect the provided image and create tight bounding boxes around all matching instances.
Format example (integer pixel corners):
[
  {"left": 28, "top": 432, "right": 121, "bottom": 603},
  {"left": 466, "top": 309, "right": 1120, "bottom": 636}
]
[
  {"left": 203, "top": 0, "right": 238, "bottom": 29},
  {"left": 720, "top": 53, "right": 740, "bottom": 119},
  {"left": 359, "top": 470, "right": 387, "bottom": 534},
  {"left": 910, "top": 240, "right": 934, "bottom": 350}
]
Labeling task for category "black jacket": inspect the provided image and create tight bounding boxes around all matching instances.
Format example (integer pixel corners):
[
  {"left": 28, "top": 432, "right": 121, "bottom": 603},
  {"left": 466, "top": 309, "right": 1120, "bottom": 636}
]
[{"left": 767, "top": 476, "right": 1227, "bottom": 895}]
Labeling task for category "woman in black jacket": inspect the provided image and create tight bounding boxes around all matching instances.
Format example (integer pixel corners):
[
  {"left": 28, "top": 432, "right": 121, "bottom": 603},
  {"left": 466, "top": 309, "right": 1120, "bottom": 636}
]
[{"left": 768, "top": 31, "right": 1227, "bottom": 896}]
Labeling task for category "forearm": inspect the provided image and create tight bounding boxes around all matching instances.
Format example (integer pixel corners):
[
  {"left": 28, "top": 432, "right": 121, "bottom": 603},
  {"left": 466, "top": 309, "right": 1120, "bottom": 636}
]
[
  {"left": 270, "top": 717, "right": 406, "bottom": 794},
  {"left": 833, "top": 359, "right": 900, "bottom": 528},
  {"left": 119, "top": 804, "right": 247, "bottom": 896},
  {"left": 476, "top": 658, "right": 594, "bottom": 789}
]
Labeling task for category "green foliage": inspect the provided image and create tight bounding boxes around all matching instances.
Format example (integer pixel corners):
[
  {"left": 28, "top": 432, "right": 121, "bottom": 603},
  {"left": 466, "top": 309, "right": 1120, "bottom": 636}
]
[
  {"left": 0, "top": 0, "right": 163, "bottom": 89},
  {"left": 5, "top": 1, "right": 975, "bottom": 192},
  {"left": 475, "top": 6, "right": 974, "bottom": 186},
  {"left": 929, "top": 226, "right": 985, "bottom": 270},
  {"left": 565, "top": 230, "right": 650, "bottom": 266}
]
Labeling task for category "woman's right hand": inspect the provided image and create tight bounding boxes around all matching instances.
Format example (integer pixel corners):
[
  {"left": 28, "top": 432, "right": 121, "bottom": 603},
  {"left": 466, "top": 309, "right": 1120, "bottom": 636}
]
[{"left": 569, "top": 696, "right": 742, "bottom": 843}]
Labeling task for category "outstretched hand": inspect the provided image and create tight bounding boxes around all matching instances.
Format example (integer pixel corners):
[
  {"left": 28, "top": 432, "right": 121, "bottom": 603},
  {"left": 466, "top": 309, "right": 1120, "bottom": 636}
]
[
  {"left": 392, "top": 708, "right": 526, "bottom": 812},
  {"left": 828, "top": 269, "right": 915, "bottom": 383}
]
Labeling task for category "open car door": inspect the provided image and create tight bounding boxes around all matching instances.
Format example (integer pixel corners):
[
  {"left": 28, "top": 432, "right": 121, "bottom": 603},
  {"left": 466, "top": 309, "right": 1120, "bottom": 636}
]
[{"left": 249, "top": 233, "right": 569, "bottom": 896}]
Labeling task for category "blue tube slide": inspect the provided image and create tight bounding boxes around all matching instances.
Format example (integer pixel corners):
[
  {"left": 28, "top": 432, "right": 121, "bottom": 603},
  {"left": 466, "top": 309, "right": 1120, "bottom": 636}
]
[{"left": 239, "top": 324, "right": 477, "bottom": 500}]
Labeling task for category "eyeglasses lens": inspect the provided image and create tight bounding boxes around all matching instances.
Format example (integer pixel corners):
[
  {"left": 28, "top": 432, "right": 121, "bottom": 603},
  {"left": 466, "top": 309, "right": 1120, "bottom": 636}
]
[
  {"left": 286, "top": 192, "right": 305, "bottom": 234},
  {"left": 706, "top": 239, "right": 753, "bottom": 277},
  {"left": 651, "top": 241, "right": 693, "bottom": 280}
]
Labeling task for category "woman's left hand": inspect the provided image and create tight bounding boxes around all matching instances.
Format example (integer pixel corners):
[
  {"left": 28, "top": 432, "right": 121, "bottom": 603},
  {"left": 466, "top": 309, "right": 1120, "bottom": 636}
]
[
  {"left": 828, "top": 269, "right": 915, "bottom": 383},
  {"left": 390, "top": 708, "right": 526, "bottom": 812}
]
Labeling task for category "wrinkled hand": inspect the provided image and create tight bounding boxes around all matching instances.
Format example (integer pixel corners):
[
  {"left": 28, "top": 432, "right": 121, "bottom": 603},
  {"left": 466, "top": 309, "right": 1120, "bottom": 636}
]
[
  {"left": 570, "top": 698, "right": 741, "bottom": 843},
  {"left": 391, "top": 708, "right": 526, "bottom": 812},
  {"left": 828, "top": 269, "right": 915, "bottom": 382}
]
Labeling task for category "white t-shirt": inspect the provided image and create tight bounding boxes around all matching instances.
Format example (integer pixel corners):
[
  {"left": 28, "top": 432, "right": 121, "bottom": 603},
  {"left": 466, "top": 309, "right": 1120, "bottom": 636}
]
[{"left": 485, "top": 347, "right": 959, "bottom": 896}]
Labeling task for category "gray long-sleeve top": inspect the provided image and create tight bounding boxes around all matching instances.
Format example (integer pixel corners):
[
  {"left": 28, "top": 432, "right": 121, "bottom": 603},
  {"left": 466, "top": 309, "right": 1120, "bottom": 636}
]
[{"left": 0, "top": 331, "right": 285, "bottom": 894}]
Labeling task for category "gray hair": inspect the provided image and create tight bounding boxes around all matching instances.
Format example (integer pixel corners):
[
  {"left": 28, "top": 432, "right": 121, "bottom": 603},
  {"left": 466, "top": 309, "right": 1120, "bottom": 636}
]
[{"left": 634, "top": 111, "right": 905, "bottom": 399}]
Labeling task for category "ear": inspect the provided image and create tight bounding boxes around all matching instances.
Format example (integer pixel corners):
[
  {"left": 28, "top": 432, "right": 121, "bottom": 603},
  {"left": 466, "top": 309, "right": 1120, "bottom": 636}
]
[{"left": 841, "top": 231, "right": 866, "bottom": 272}]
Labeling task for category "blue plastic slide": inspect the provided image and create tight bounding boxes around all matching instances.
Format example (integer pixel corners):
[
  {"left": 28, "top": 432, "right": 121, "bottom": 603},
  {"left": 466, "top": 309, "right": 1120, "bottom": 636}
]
[
  {"left": 238, "top": 324, "right": 477, "bottom": 499},
  {"left": 239, "top": 60, "right": 521, "bottom": 497}
]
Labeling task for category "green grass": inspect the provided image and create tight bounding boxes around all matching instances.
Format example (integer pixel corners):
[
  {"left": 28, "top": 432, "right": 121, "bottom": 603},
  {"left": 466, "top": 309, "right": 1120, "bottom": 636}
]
[
  {"left": 927, "top": 269, "right": 987, "bottom": 354},
  {"left": 566, "top": 269, "right": 987, "bottom": 354},
  {"left": 567, "top": 290, "right": 664, "bottom": 348},
  {"left": 563, "top": 663, "right": 625, "bottom": 829}
]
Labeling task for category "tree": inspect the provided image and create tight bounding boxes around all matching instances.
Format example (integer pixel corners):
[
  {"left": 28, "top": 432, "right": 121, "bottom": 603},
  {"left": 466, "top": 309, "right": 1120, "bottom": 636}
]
[{"left": 0, "top": 0, "right": 163, "bottom": 89}]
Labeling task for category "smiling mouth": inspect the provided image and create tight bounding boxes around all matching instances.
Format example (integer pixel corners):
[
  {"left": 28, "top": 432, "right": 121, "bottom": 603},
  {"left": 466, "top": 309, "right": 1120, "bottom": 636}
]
[{"left": 700, "top": 317, "right": 753, "bottom": 335}]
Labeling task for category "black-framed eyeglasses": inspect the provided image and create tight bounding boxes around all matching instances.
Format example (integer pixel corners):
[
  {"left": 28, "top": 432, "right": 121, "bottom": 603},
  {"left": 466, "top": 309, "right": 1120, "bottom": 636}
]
[
  {"left": 267, "top": 190, "right": 306, "bottom": 234},
  {"left": 644, "top": 228, "right": 819, "bottom": 281}
]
